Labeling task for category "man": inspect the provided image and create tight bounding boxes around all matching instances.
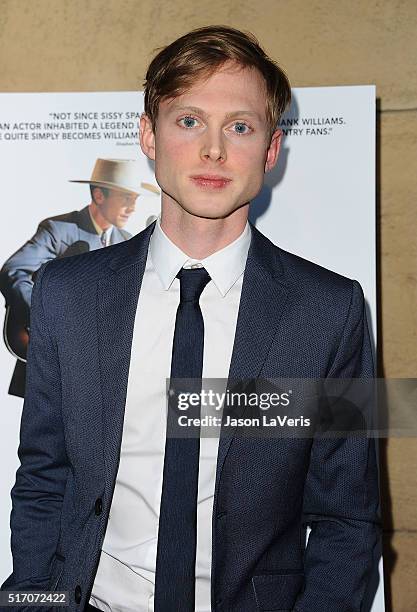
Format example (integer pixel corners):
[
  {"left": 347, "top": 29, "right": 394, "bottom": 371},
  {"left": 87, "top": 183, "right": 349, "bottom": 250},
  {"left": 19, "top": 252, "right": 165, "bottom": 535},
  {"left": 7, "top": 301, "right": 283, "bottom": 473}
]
[
  {"left": 1, "top": 26, "right": 381, "bottom": 612},
  {"left": 0, "top": 158, "right": 148, "bottom": 397}
]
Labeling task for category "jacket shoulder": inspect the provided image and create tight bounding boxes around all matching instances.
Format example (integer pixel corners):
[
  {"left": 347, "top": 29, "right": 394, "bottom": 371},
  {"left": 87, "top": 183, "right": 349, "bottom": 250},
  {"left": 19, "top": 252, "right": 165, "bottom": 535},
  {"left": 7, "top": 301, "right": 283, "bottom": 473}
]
[
  {"left": 251, "top": 226, "right": 358, "bottom": 307},
  {"left": 40, "top": 239, "right": 121, "bottom": 285},
  {"left": 39, "top": 224, "right": 150, "bottom": 288},
  {"left": 118, "top": 228, "right": 132, "bottom": 240},
  {"left": 39, "top": 210, "right": 80, "bottom": 227},
  {"left": 278, "top": 245, "right": 353, "bottom": 289}
]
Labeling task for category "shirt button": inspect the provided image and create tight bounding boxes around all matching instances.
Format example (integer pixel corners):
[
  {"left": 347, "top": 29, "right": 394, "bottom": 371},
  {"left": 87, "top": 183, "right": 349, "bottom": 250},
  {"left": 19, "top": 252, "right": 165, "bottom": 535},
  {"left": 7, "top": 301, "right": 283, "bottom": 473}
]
[
  {"left": 94, "top": 498, "right": 103, "bottom": 516},
  {"left": 74, "top": 584, "right": 82, "bottom": 603}
]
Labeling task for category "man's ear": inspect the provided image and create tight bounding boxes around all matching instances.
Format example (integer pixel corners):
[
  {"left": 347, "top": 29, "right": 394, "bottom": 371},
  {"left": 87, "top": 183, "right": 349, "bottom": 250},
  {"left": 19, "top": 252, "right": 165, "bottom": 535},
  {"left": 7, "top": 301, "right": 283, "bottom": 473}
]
[
  {"left": 264, "top": 128, "right": 282, "bottom": 173},
  {"left": 139, "top": 113, "right": 156, "bottom": 161},
  {"left": 92, "top": 186, "right": 105, "bottom": 205}
]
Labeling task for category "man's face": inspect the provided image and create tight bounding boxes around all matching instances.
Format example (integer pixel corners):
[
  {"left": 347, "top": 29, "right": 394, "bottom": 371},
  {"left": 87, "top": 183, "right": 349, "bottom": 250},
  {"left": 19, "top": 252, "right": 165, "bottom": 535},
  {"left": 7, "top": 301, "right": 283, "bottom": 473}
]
[
  {"left": 140, "top": 61, "right": 281, "bottom": 222},
  {"left": 94, "top": 187, "right": 138, "bottom": 227}
]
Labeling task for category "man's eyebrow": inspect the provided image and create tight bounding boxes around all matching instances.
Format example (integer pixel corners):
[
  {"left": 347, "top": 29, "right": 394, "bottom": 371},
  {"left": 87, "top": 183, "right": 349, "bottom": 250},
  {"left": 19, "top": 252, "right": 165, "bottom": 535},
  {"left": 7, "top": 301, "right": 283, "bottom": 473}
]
[
  {"left": 224, "top": 110, "right": 260, "bottom": 120},
  {"left": 169, "top": 105, "right": 261, "bottom": 120}
]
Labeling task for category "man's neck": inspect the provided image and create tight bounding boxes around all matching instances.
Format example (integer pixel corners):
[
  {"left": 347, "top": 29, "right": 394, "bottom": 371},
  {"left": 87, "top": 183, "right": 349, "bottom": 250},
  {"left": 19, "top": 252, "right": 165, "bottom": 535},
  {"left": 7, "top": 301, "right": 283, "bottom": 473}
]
[
  {"left": 160, "top": 202, "right": 249, "bottom": 260},
  {"left": 88, "top": 202, "right": 112, "bottom": 231}
]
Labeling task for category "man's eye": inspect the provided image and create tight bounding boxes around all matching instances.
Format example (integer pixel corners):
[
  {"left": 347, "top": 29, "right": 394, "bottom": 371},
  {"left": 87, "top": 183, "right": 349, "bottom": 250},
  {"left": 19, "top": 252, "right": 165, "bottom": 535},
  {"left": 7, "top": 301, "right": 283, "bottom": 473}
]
[
  {"left": 178, "top": 116, "right": 198, "bottom": 128},
  {"left": 231, "top": 122, "right": 251, "bottom": 135}
]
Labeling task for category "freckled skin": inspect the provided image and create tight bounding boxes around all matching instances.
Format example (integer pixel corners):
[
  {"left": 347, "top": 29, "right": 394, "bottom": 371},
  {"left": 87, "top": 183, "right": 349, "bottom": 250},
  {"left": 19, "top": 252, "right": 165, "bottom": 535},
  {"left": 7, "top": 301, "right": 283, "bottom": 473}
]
[{"left": 140, "top": 60, "right": 282, "bottom": 256}]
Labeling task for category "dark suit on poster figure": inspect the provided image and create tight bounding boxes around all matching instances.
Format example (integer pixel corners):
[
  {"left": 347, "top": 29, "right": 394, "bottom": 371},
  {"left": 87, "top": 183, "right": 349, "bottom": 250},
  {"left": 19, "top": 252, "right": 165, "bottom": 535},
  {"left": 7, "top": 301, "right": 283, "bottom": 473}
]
[{"left": 1, "top": 26, "right": 381, "bottom": 612}]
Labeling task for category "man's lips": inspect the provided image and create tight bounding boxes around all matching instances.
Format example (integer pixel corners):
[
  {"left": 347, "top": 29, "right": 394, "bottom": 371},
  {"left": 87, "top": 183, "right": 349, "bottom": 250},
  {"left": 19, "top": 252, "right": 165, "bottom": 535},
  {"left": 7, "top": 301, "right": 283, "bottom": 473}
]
[{"left": 190, "top": 175, "right": 232, "bottom": 189}]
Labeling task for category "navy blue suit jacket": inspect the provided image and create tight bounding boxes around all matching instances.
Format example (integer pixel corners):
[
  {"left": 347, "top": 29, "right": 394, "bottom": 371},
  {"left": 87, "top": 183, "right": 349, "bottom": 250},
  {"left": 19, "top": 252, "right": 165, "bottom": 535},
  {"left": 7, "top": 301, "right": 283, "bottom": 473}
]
[{"left": 1, "top": 222, "right": 381, "bottom": 612}]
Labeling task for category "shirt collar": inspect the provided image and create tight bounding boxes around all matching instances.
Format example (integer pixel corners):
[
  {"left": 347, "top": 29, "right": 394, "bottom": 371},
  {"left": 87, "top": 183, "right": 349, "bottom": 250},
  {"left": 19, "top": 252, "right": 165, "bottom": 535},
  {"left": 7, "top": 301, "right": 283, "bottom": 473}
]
[
  {"left": 150, "top": 216, "right": 251, "bottom": 297},
  {"left": 88, "top": 206, "right": 113, "bottom": 238}
]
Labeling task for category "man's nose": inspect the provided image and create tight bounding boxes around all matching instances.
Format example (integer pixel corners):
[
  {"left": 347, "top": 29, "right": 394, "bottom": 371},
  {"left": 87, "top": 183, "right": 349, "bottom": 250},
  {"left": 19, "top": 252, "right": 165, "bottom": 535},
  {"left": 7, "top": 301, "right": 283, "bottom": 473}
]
[{"left": 200, "top": 128, "right": 226, "bottom": 163}]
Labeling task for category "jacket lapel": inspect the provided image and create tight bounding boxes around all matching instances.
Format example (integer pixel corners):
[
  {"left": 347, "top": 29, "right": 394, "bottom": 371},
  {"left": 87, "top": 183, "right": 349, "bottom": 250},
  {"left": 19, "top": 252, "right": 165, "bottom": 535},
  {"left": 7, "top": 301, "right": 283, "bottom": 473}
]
[
  {"left": 77, "top": 205, "right": 98, "bottom": 235},
  {"left": 96, "top": 222, "right": 155, "bottom": 499},
  {"left": 215, "top": 225, "right": 291, "bottom": 491},
  {"left": 110, "top": 226, "right": 129, "bottom": 245},
  {"left": 96, "top": 220, "right": 291, "bottom": 505}
]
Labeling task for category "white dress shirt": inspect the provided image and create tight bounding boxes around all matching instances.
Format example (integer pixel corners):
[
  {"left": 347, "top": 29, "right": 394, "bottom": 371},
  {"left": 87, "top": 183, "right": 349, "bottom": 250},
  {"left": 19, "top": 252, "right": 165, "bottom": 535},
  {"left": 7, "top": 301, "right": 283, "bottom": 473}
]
[{"left": 89, "top": 218, "right": 251, "bottom": 612}]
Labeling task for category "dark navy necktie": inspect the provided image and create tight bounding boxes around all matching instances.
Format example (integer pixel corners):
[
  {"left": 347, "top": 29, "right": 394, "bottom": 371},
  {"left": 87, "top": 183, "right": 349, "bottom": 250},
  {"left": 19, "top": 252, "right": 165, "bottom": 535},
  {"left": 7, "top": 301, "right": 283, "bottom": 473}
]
[{"left": 154, "top": 267, "right": 211, "bottom": 612}]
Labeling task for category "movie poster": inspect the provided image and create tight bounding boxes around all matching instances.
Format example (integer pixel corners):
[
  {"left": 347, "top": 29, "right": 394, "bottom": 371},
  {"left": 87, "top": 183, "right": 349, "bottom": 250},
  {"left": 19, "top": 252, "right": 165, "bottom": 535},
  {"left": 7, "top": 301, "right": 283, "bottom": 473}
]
[{"left": 0, "top": 87, "right": 384, "bottom": 611}]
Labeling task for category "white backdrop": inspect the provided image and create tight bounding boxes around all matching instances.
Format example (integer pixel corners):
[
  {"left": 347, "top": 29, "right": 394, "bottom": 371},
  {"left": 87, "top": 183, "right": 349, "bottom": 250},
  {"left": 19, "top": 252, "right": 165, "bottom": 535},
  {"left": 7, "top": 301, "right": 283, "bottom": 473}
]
[{"left": 0, "top": 87, "right": 384, "bottom": 610}]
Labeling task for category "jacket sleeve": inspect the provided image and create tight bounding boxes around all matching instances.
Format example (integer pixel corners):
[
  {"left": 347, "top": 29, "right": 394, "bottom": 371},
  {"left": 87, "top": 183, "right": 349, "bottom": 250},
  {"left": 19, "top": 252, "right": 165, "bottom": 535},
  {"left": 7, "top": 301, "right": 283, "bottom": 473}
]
[
  {"left": 0, "top": 220, "right": 61, "bottom": 323},
  {"left": 293, "top": 280, "right": 382, "bottom": 612},
  {"left": 1, "top": 260, "right": 70, "bottom": 592}
]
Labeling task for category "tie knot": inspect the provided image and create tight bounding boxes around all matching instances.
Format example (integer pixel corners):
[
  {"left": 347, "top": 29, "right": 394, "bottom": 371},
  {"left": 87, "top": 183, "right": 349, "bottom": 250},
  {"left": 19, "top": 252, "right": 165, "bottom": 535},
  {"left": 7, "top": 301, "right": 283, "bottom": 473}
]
[{"left": 177, "top": 267, "right": 211, "bottom": 303}]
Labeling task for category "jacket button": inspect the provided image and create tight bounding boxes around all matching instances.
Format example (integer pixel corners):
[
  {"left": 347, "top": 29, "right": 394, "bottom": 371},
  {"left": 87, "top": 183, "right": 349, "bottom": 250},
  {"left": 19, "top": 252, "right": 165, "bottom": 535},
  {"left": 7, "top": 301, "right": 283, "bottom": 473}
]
[
  {"left": 94, "top": 498, "right": 103, "bottom": 516},
  {"left": 74, "top": 585, "right": 82, "bottom": 604}
]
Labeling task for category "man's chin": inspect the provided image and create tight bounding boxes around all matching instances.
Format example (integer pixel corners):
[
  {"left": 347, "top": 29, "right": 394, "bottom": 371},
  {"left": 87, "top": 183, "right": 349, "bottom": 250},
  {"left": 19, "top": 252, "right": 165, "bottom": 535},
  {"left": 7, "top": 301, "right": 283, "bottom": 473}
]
[
  {"left": 181, "top": 201, "right": 249, "bottom": 221},
  {"left": 159, "top": 187, "right": 250, "bottom": 221}
]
